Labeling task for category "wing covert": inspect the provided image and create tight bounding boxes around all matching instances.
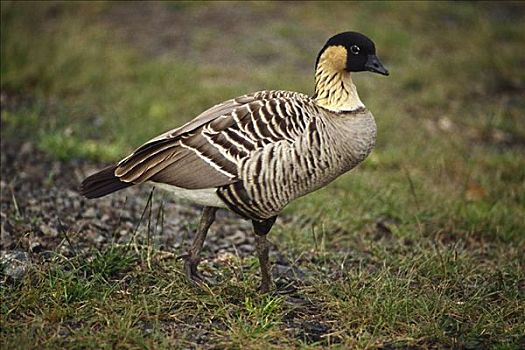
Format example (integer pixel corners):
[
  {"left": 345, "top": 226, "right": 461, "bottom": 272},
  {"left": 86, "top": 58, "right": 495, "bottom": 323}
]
[{"left": 114, "top": 91, "right": 316, "bottom": 189}]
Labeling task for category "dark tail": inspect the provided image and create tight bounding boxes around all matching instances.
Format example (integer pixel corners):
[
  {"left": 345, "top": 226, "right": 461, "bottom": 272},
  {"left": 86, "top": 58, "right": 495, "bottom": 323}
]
[{"left": 80, "top": 165, "right": 133, "bottom": 199}]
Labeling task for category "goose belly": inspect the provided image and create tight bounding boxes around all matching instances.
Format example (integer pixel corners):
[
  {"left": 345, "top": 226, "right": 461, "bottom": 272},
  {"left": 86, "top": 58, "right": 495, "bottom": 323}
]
[{"left": 151, "top": 182, "right": 227, "bottom": 208}]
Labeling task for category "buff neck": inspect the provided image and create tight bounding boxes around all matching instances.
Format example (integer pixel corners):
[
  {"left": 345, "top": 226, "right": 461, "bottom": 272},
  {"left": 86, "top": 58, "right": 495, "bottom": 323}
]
[{"left": 313, "top": 46, "right": 364, "bottom": 112}]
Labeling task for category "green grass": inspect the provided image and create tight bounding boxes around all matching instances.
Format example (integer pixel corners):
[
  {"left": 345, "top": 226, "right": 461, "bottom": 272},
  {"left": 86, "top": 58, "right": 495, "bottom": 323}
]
[{"left": 1, "top": 1, "right": 524, "bottom": 349}]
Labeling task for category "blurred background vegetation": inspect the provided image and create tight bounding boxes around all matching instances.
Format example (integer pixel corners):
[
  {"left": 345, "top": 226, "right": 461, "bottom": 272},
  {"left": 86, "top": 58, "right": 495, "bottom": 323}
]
[{"left": 1, "top": 1, "right": 524, "bottom": 349}]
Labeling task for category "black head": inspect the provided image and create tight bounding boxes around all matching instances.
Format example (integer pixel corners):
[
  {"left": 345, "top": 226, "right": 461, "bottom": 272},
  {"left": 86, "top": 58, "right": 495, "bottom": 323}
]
[{"left": 316, "top": 31, "right": 389, "bottom": 76}]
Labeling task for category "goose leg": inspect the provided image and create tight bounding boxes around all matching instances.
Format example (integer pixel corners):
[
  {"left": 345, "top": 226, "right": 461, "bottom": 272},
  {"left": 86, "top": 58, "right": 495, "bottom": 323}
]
[
  {"left": 184, "top": 206, "right": 217, "bottom": 284},
  {"left": 254, "top": 235, "right": 272, "bottom": 293},
  {"left": 252, "top": 216, "right": 277, "bottom": 293}
]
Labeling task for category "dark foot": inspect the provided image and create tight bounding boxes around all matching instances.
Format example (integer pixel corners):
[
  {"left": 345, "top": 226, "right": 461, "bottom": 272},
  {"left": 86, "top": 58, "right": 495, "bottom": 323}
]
[
  {"left": 184, "top": 258, "right": 203, "bottom": 283},
  {"left": 183, "top": 256, "right": 213, "bottom": 286},
  {"left": 180, "top": 206, "right": 218, "bottom": 287},
  {"left": 258, "top": 280, "right": 272, "bottom": 294}
]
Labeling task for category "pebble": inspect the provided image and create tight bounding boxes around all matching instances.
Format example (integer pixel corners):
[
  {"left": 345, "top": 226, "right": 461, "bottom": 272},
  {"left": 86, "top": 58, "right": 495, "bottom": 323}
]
[
  {"left": 1, "top": 250, "right": 30, "bottom": 282},
  {"left": 30, "top": 242, "right": 44, "bottom": 253},
  {"left": 39, "top": 224, "right": 58, "bottom": 237},
  {"left": 238, "top": 244, "right": 255, "bottom": 253},
  {"left": 83, "top": 207, "right": 97, "bottom": 219}
]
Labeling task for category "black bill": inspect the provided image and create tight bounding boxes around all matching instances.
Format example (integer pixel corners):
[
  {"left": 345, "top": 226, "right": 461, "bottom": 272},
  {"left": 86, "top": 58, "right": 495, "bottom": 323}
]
[{"left": 365, "top": 54, "right": 389, "bottom": 76}]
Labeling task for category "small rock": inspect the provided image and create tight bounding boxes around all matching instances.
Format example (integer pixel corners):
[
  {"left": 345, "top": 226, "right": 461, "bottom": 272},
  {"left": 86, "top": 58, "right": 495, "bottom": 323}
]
[
  {"left": 229, "top": 231, "right": 247, "bottom": 245},
  {"left": 20, "top": 142, "right": 34, "bottom": 155},
  {"left": 93, "top": 235, "right": 106, "bottom": 245},
  {"left": 83, "top": 207, "right": 97, "bottom": 219},
  {"left": 40, "top": 250, "right": 55, "bottom": 261},
  {"left": 1, "top": 251, "right": 30, "bottom": 282},
  {"left": 30, "top": 242, "right": 44, "bottom": 253},
  {"left": 238, "top": 244, "right": 254, "bottom": 253},
  {"left": 39, "top": 224, "right": 58, "bottom": 237}
]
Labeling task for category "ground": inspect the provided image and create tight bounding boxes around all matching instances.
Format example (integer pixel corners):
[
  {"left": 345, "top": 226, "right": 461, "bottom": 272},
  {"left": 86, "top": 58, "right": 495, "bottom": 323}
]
[{"left": 1, "top": 2, "right": 524, "bottom": 349}]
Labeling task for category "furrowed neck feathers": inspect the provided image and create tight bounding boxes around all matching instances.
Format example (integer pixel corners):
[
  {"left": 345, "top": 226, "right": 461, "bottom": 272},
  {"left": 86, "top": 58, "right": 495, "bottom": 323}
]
[{"left": 313, "top": 45, "right": 364, "bottom": 112}]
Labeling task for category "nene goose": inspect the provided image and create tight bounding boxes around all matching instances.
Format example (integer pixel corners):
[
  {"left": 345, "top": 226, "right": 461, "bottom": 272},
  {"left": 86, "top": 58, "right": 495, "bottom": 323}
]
[{"left": 81, "top": 31, "right": 389, "bottom": 292}]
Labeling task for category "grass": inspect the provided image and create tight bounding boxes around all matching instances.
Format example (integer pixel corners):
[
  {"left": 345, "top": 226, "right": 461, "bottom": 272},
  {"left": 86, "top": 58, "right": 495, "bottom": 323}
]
[{"left": 1, "top": 1, "right": 524, "bottom": 349}]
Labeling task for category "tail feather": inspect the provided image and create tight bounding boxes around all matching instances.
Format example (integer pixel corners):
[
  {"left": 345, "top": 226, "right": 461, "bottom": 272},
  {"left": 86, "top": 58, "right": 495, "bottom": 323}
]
[{"left": 80, "top": 165, "right": 133, "bottom": 199}]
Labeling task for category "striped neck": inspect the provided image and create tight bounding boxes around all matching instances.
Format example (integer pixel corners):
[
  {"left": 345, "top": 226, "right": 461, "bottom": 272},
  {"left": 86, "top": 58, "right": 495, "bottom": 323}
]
[{"left": 313, "top": 57, "right": 364, "bottom": 113}]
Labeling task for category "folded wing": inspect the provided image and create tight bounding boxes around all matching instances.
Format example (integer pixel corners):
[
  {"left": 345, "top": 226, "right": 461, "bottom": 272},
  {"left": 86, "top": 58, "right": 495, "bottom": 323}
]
[{"left": 82, "top": 90, "right": 315, "bottom": 197}]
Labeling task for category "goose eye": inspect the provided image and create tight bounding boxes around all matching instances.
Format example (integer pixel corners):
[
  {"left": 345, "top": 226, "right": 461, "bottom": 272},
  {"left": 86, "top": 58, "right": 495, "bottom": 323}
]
[{"left": 350, "top": 45, "right": 360, "bottom": 55}]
